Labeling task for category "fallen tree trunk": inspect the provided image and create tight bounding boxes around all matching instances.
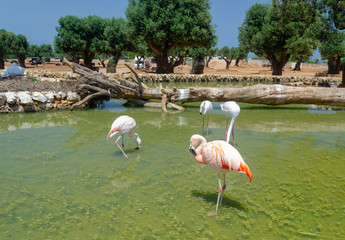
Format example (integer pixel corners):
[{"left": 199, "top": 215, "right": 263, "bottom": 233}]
[
  {"left": 62, "top": 58, "right": 345, "bottom": 110},
  {"left": 147, "top": 85, "right": 345, "bottom": 106}
]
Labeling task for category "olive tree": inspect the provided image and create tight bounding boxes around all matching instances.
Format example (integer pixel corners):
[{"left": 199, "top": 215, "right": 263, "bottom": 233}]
[
  {"left": 205, "top": 47, "right": 218, "bottom": 68},
  {"left": 104, "top": 17, "right": 134, "bottom": 73},
  {"left": 189, "top": 47, "right": 208, "bottom": 74},
  {"left": 323, "top": 0, "right": 345, "bottom": 30},
  {"left": 238, "top": 0, "right": 320, "bottom": 75},
  {"left": 321, "top": 0, "right": 345, "bottom": 83},
  {"left": 218, "top": 46, "right": 237, "bottom": 69},
  {"left": 55, "top": 15, "right": 106, "bottom": 69},
  {"left": 13, "top": 34, "right": 30, "bottom": 67},
  {"left": 319, "top": 28, "right": 345, "bottom": 74},
  {"left": 126, "top": 0, "right": 216, "bottom": 73},
  {"left": 0, "top": 29, "right": 15, "bottom": 69},
  {"left": 29, "top": 44, "right": 53, "bottom": 62},
  {"left": 234, "top": 46, "right": 248, "bottom": 66}
]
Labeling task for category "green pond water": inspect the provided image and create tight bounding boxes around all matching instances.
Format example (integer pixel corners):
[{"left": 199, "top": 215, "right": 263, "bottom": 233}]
[{"left": 1, "top": 98, "right": 345, "bottom": 239}]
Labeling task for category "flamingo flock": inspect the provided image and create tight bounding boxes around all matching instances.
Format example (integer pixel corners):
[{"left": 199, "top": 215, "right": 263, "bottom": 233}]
[{"left": 107, "top": 100, "right": 251, "bottom": 215}]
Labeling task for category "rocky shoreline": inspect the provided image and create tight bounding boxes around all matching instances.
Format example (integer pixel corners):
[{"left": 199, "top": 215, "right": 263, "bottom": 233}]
[{"left": 0, "top": 91, "right": 82, "bottom": 113}]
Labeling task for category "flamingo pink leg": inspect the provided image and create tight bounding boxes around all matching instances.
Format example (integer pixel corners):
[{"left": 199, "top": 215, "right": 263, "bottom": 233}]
[
  {"left": 220, "top": 173, "right": 226, "bottom": 206},
  {"left": 115, "top": 135, "right": 128, "bottom": 158},
  {"left": 202, "top": 115, "right": 205, "bottom": 135},
  {"left": 215, "top": 173, "right": 223, "bottom": 214}
]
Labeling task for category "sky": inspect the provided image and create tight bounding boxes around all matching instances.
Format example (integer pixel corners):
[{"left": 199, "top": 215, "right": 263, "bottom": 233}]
[{"left": 0, "top": 0, "right": 270, "bottom": 49}]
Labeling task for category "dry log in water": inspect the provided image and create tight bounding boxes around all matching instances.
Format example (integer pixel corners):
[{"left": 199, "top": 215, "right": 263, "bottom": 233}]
[{"left": 62, "top": 58, "right": 345, "bottom": 110}]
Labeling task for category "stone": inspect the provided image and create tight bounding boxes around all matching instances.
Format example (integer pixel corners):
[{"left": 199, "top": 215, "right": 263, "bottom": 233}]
[
  {"left": 0, "top": 93, "right": 6, "bottom": 105},
  {"left": 17, "top": 91, "right": 33, "bottom": 105},
  {"left": 43, "top": 91, "right": 55, "bottom": 102},
  {"left": 5, "top": 92, "right": 19, "bottom": 104},
  {"left": 54, "top": 91, "right": 66, "bottom": 100},
  {"left": 31, "top": 92, "right": 47, "bottom": 103},
  {"left": 66, "top": 92, "right": 80, "bottom": 101}
]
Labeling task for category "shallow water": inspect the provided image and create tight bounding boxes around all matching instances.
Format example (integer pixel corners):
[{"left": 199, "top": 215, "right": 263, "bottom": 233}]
[{"left": 1, "top": 100, "right": 345, "bottom": 239}]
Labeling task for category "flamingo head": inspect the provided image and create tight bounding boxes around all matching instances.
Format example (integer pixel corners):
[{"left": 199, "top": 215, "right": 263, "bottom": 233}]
[
  {"left": 189, "top": 144, "right": 197, "bottom": 156},
  {"left": 135, "top": 135, "right": 141, "bottom": 149},
  {"left": 189, "top": 134, "right": 206, "bottom": 156},
  {"left": 238, "top": 162, "right": 252, "bottom": 182},
  {"left": 107, "top": 128, "right": 118, "bottom": 139}
]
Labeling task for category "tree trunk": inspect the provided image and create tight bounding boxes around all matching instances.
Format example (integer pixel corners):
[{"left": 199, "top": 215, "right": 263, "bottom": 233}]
[
  {"left": 0, "top": 55, "right": 5, "bottom": 69},
  {"left": 327, "top": 56, "right": 337, "bottom": 74},
  {"left": 155, "top": 55, "right": 172, "bottom": 73},
  {"left": 139, "top": 85, "right": 345, "bottom": 107},
  {"left": 191, "top": 57, "right": 205, "bottom": 74},
  {"left": 66, "top": 53, "right": 80, "bottom": 64},
  {"left": 82, "top": 51, "right": 95, "bottom": 69},
  {"left": 224, "top": 59, "right": 231, "bottom": 69},
  {"left": 206, "top": 57, "right": 211, "bottom": 68},
  {"left": 335, "top": 57, "right": 341, "bottom": 74},
  {"left": 17, "top": 54, "right": 26, "bottom": 68},
  {"left": 268, "top": 53, "right": 290, "bottom": 76},
  {"left": 235, "top": 58, "right": 240, "bottom": 66},
  {"left": 293, "top": 59, "right": 302, "bottom": 71},
  {"left": 106, "top": 53, "right": 122, "bottom": 73},
  {"left": 341, "top": 62, "right": 345, "bottom": 87},
  {"left": 98, "top": 55, "right": 107, "bottom": 67},
  {"left": 147, "top": 42, "right": 174, "bottom": 74}
]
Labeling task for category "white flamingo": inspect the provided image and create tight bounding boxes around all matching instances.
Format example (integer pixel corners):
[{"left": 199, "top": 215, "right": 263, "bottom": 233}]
[
  {"left": 200, "top": 100, "right": 213, "bottom": 136},
  {"left": 189, "top": 134, "right": 252, "bottom": 215},
  {"left": 107, "top": 115, "right": 141, "bottom": 158},
  {"left": 220, "top": 101, "right": 240, "bottom": 146}
]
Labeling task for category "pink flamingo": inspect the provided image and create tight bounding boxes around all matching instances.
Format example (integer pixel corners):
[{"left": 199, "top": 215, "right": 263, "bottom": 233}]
[
  {"left": 107, "top": 115, "right": 141, "bottom": 158},
  {"left": 200, "top": 100, "right": 213, "bottom": 136},
  {"left": 220, "top": 101, "right": 240, "bottom": 146},
  {"left": 189, "top": 134, "right": 252, "bottom": 215}
]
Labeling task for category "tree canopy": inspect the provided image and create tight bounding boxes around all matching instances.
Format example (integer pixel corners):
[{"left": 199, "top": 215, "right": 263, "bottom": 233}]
[
  {"left": 0, "top": 29, "right": 16, "bottom": 69},
  {"left": 55, "top": 15, "right": 106, "bottom": 68},
  {"left": 126, "top": 0, "right": 216, "bottom": 73},
  {"left": 13, "top": 34, "right": 30, "bottom": 67},
  {"left": 323, "top": 0, "right": 345, "bottom": 30},
  {"left": 238, "top": 0, "right": 320, "bottom": 75},
  {"left": 218, "top": 46, "right": 239, "bottom": 69},
  {"left": 103, "top": 17, "right": 135, "bottom": 72},
  {"left": 29, "top": 44, "right": 53, "bottom": 61}
]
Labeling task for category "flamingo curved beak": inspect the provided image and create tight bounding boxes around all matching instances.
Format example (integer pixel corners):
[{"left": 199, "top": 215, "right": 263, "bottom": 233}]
[{"left": 189, "top": 144, "right": 197, "bottom": 156}]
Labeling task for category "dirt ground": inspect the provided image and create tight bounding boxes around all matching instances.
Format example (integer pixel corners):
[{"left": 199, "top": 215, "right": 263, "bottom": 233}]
[
  {"left": 3, "top": 59, "right": 337, "bottom": 78},
  {"left": 0, "top": 59, "right": 341, "bottom": 93}
]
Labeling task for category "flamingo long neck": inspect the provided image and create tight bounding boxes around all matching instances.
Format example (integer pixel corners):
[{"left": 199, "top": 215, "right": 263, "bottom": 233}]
[
  {"left": 195, "top": 137, "right": 207, "bottom": 164},
  {"left": 133, "top": 133, "right": 140, "bottom": 143},
  {"left": 226, "top": 117, "right": 236, "bottom": 144}
]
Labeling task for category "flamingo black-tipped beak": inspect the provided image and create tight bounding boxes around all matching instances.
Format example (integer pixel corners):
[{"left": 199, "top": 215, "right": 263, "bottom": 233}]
[
  {"left": 200, "top": 112, "right": 202, "bottom": 115},
  {"left": 189, "top": 144, "right": 197, "bottom": 156}
]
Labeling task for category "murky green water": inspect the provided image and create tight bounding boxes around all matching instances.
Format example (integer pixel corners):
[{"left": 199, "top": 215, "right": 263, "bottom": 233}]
[{"left": 1, "top": 99, "right": 345, "bottom": 239}]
